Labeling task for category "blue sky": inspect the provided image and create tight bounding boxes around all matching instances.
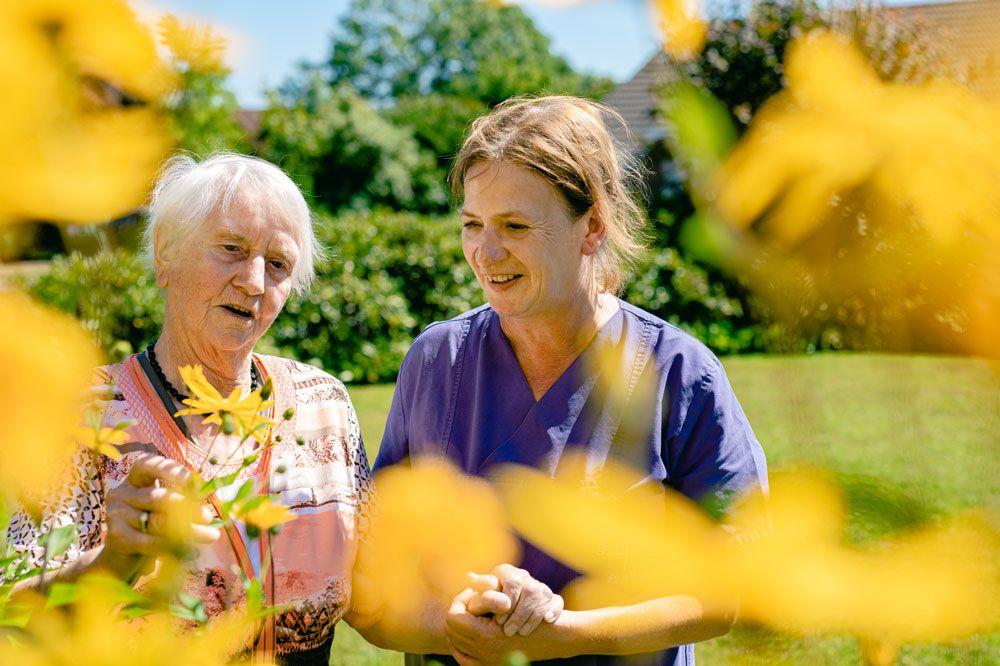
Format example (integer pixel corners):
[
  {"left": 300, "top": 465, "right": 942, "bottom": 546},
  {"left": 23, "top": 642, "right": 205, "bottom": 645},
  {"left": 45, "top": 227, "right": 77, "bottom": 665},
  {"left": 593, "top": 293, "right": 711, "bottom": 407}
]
[{"left": 140, "top": 0, "right": 946, "bottom": 108}]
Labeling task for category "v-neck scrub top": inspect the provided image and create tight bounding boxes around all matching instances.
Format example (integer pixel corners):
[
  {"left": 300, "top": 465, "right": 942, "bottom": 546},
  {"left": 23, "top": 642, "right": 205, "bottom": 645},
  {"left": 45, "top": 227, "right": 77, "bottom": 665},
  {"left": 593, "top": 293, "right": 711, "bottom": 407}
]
[{"left": 374, "top": 300, "right": 768, "bottom": 666}]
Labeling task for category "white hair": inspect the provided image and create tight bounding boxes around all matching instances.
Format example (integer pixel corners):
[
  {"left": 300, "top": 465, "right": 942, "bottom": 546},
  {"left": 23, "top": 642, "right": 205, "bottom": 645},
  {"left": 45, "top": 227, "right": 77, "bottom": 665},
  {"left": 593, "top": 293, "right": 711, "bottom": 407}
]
[{"left": 144, "top": 152, "right": 320, "bottom": 295}]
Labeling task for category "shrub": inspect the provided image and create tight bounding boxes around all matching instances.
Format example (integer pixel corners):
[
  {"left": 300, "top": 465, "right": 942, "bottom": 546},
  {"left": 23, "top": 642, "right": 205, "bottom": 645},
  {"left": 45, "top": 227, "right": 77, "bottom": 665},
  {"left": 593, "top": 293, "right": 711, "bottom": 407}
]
[
  {"left": 20, "top": 250, "right": 163, "bottom": 362},
  {"left": 261, "top": 210, "right": 481, "bottom": 383},
  {"left": 22, "top": 213, "right": 481, "bottom": 384}
]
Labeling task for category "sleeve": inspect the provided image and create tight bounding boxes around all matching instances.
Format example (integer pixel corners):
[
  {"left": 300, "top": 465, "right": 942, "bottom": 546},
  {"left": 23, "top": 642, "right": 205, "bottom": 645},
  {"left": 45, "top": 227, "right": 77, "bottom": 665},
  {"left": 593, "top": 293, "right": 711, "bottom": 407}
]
[
  {"left": 344, "top": 395, "right": 376, "bottom": 540},
  {"left": 4, "top": 446, "right": 108, "bottom": 573},
  {"left": 372, "top": 353, "right": 413, "bottom": 473},
  {"left": 663, "top": 359, "right": 769, "bottom": 516}
]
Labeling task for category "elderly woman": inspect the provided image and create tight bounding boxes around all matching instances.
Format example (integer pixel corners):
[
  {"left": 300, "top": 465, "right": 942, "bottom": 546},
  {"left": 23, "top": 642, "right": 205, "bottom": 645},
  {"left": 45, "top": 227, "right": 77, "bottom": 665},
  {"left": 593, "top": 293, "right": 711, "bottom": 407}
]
[
  {"left": 8, "top": 154, "right": 369, "bottom": 663},
  {"left": 374, "top": 96, "right": 769, "bottom": 665},
  {"left": 8, "top": 153, "right": 557, "bottom": 664}
]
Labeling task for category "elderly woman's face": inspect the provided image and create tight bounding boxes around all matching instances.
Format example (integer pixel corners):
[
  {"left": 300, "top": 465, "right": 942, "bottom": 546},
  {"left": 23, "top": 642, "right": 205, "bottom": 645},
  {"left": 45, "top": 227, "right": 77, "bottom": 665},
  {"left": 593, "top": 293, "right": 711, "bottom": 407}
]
[
  {"left": 460, "top": 161, "right": 596, "bottom": 321},
  {"left": 159, "top": 193, "right": 301, "bottom": 353}
]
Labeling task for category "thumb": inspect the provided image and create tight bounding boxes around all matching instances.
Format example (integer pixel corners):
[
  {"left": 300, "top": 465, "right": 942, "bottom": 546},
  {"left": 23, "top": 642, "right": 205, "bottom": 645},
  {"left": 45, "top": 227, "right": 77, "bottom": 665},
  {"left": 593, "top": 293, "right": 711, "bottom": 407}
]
[
  {"left": 467, "top": 590, "right": 512, "bottom": 617},
  {"left": 466, "top": 572, "right": 501, "bottom": 593}
]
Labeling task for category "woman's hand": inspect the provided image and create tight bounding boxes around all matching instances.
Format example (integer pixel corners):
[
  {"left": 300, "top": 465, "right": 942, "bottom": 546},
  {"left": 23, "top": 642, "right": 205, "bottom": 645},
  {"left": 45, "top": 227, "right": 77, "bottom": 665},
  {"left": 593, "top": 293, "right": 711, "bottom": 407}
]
[
  {"left": 99, "top": 453, "right": 220, "bottom": 580},
  {"left": 444, "top": 565, "right": 565, "bottom": 664},
  {"left": 489, "top": 563, "right": 563, "bottom": 636},
  {"left": 445, "top": 586, "right": 569, "bottom": 665}
]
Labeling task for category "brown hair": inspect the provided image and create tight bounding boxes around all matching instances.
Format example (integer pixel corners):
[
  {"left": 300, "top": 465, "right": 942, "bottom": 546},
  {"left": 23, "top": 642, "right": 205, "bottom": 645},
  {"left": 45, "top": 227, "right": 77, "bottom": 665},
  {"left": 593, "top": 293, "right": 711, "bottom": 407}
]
[{"left": 450, "top": 96, "right": 649, "bottom": 295}]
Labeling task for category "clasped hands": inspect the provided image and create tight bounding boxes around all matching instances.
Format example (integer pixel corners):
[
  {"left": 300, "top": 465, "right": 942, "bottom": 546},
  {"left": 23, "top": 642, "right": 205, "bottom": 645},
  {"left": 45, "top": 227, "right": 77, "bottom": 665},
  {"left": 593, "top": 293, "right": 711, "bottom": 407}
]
[{"left": 446, "top": 563, "right": 565, "bottom": 665}]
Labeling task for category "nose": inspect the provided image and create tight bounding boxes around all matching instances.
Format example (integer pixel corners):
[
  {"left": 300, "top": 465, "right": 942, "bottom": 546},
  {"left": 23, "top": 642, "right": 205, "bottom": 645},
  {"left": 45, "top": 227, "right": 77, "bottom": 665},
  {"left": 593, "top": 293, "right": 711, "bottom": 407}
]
[
  {"left": 477, "top": 226, "right": 508, "bottom": 266},
  {"left": 233, "top": 255, "right": 266, "bottom": 296}
]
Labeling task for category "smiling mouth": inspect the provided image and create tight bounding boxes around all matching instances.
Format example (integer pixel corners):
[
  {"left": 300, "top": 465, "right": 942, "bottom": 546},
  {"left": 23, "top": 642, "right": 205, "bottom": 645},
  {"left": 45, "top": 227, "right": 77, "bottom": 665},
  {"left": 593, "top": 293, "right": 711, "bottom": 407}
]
[
  {"left": 221, "top": 304, "right": 254, "bottom": 319},
  {"left": 485, "top": 274, "right": 523, "bottom": 285}
]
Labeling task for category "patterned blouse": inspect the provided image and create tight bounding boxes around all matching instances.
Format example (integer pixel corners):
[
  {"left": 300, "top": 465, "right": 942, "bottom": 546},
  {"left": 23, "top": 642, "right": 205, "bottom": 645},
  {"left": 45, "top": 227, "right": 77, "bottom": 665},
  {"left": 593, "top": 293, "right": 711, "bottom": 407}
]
[{"left": 7, "top": 353, "right": 373, "bottom": 660}]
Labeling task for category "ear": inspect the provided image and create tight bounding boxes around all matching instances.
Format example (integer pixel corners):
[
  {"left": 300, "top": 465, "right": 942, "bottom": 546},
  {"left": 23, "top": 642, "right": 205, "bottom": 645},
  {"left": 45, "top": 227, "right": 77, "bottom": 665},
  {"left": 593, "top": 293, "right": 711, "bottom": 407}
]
[
  {"left": 580, "top": 207, "right": 606, "bottom": 256},
  {"left": 152, "top": 229, "right": 172, "bottom": 289}
]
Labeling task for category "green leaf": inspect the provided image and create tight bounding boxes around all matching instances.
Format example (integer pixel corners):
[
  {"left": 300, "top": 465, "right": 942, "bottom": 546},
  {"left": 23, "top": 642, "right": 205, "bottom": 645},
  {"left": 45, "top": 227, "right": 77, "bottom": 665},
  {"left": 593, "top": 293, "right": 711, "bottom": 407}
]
[
  {"left": 0, "top": 603, "right": 34, "bottom": 628},
  {"left": 45, "top": 582, "right": 79, "bottom": 607},
  {"left": 120, "top": 605, "right": 156, "bottom": 620},
  {"left": 233, "top": 479, "right": 256, "bottom": 505},
  {"left": 0, "top": 496, "right": 9, "bottom": 536},
  {"left": 39, "top": 524, "right": 79, "bottom": 560},
  {"left": 169, "top": 591, "right": 208, "bottom": 625}
]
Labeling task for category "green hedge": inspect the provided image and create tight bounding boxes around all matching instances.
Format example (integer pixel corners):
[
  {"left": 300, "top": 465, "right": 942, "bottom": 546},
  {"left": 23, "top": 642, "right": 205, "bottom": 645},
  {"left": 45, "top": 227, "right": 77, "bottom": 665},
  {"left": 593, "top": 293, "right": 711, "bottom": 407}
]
[
  {"left": 21, "top": 249, "right": 163, "bottom": 362},
  {"left": 260, "top": 210, "right": 481, "bottom": 383},
  {"left": 21, "top": 211, "right": 784, "bottom": 383}
]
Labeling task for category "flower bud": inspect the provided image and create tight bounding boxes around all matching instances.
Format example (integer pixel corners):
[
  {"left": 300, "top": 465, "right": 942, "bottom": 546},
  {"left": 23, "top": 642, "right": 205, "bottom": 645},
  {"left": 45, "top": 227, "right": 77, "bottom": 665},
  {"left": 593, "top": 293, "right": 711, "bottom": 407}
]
[{"left": 220, "top": 412, "right": 235, "bottom": 435}]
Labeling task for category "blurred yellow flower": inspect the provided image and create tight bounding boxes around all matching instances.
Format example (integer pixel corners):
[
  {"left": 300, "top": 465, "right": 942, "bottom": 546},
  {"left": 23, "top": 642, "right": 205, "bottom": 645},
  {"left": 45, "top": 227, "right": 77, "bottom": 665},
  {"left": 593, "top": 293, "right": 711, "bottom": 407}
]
[
  {"left": 238, "top": 498, "right": 296, "bottom": 533},
  {"left": 499, "top": 454, "right": 1000, "bottom": 648},
  {"left": 0, "top": 0, "right": 175, "bottom": 225},
  {"left": 713, "top": 30, "right": 1000, "bottom": 250},
  {"left": 653, "top": 0, "right": 707, "bottom": 60},
  {"left": 159, "top": 14, "right": 229, "bottom": 74},
  {"left": 1, "top": 293, "right": 100, "bottom": 511},
  {"left": 354, "top": 459, "right": 518, "bottom": 626},
  {"left": 175, "top": 365, "right": 275, "bottom": 443},
  {"left": 75, "top": 424, "right": 129, "bottom": 460},
  {"left": 0, "top": 573, "right": 270, "bottom": 666}
]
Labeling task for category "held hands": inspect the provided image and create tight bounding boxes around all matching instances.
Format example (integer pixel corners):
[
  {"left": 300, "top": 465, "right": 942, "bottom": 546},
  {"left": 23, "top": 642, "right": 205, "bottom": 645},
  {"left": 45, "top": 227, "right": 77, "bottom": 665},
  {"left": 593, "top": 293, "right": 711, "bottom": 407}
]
[
  {"left": 100, "top": 453, "right": 221, "bottom": 580},
  {"left": 446, "top": 564, "right": 564, "bottom": 665}
]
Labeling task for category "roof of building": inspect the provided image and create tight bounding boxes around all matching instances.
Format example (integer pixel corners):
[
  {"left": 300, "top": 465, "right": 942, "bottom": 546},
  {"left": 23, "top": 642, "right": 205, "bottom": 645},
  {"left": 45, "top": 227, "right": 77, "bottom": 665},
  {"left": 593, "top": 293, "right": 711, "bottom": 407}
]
[{"left": 605, "top": 0, "right": 1000, "bottom": 154}]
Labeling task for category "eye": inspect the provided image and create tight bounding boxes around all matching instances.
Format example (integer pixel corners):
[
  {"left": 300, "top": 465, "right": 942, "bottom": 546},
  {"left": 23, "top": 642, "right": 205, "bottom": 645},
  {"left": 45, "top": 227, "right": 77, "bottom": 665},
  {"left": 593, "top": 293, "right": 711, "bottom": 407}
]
[
  {"left": 222, "top": 244, "right": 240, "bottom": 253},
  {"left": 269, "top": 259, "right": 286, "bottom": 271},
  {"left": 507, "top": 222, "right": 529, "bottom": 231},
  {"left": 462, "top": 220, "right": 482, "bottom": 229}
]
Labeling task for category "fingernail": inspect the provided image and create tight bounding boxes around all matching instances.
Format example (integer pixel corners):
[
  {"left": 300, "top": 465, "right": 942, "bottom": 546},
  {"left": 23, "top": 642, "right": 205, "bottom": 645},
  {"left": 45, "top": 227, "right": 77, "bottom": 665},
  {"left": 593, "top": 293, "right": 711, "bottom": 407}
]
[
  {"left": 504, "top": 624, "right": 517, "bottom": 636},
  {"left": 544, "top": 611, "right": 556, "bottom": 622}
]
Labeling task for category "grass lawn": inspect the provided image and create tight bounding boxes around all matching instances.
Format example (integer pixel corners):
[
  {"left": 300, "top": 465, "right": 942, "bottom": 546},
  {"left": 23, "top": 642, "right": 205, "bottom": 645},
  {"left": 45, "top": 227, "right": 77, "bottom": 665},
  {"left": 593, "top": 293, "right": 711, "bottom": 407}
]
[{"left": 334, "top": 353, "right": 1000, "bottom": 665}]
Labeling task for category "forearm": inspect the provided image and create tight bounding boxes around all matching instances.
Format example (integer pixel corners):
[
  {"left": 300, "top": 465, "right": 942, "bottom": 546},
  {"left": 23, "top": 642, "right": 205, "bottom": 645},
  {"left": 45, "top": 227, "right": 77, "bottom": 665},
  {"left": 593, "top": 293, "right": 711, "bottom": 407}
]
[
  {"left": 537, "top": 596, "right": 732, "bottom": 659},
  {"left": 10, "top": 546, "right": 105, "bottom": 596},
  {"left": 346, "top": 595, "right": 451, "bottom": 654}
]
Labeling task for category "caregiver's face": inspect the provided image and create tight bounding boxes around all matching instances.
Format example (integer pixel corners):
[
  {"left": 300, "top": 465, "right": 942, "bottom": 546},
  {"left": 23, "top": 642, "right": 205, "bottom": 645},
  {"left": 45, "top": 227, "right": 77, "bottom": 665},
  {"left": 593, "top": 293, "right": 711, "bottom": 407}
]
[
  {"left": 460, "top": 160, "right": 592, "bottom": 321},
  {"left": 159, "top": 192, "right": 301, "bottom": 354}
]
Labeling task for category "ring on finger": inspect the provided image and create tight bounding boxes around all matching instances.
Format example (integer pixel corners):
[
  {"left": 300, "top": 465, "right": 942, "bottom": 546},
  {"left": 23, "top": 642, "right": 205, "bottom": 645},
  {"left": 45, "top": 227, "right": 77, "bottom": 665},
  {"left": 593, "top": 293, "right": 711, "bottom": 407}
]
[{"left": 139, "top": 510, "right": 151, "bottom": 534}]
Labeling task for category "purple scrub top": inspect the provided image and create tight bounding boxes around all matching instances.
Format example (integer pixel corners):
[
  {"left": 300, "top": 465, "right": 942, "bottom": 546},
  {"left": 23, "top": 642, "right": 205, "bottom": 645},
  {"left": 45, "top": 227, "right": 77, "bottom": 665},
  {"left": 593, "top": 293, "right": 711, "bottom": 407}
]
[{"left": 375, "top": 300, "right": 768, "bottom": 666}]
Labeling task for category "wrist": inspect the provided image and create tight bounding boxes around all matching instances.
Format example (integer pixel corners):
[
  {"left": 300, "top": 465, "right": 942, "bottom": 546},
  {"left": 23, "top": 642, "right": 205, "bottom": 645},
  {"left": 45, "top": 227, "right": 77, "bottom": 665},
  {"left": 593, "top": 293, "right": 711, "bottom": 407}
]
[
  {"left": 94, "top": 545, "right": 144, "bottom": 582},
  {"left": 522, "top": 610, "right": 586, "bottom": 661}
]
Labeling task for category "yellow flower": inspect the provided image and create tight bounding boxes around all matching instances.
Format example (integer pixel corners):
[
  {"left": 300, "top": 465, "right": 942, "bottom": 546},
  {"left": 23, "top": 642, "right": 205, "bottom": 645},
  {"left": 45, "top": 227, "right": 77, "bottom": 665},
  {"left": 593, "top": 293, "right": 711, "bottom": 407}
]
[
  {"left": 0, "top": 572, "right": 272, "bottom": 665},
  {"left": 75, "top": 424, "right": 129, "bottom": 460},
  {"left": 239, "top": 497, "right": 295, "bottom": 533},
  {"left": 713, "top": 31, "right": 1000, "bottom": 250},
  {"left": 0, "top": 0, "right": 175, "bottom": 225},
  {"left": 175, "top": 365, "right": 275, "bottom": 443},
  {"left": 158, "top": 14, "right": 229, "bottom": 74},
  {"left": 0, "top": 293, "right": 100, "bottom": 511},
  {"left": 499, "top": 455, "right": 1000, "bottom": 647},
  {"left": 653, "top": 0, "right": 707, "bottom": 60},
  {"left": 354, "top": 460, "right": 517, "bottom": 627}
]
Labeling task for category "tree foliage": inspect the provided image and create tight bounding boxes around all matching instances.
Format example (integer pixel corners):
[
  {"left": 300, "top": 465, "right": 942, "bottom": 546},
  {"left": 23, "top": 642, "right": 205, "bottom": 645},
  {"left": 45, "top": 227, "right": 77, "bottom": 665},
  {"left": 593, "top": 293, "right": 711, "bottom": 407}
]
[
  {"left": 322, "top": 0, "right": 613, "bottom": 206},
  {"left": 166, "top": 69, "right": 250, "bottom": 157},
  {"left": 328, "top": 0, "right": 611, "bottom": 105},
  {"left": 258, "top": 74, "right": 447, "bottom": 213}
]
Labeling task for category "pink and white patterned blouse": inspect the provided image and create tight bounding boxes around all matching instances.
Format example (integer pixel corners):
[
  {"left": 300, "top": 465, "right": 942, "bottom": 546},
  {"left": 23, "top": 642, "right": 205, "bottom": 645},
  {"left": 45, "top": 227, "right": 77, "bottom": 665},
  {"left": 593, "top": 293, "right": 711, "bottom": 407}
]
[{"left": 7, "top": 353, "right": 373, "bottom": 660}]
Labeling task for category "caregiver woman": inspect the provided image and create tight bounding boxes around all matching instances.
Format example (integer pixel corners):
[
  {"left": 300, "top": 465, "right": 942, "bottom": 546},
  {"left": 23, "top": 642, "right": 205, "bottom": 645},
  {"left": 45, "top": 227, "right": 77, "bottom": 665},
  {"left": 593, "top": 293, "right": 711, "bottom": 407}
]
[{"left": 374, "top": 96, "right": 769, "bottom": 665}]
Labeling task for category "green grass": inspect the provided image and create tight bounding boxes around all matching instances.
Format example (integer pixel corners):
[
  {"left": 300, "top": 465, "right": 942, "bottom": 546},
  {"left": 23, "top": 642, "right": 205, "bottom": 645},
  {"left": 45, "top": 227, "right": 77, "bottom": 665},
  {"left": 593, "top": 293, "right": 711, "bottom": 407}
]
[{"left": 334, "top": 354, "right": 1000, "bottom": 665}]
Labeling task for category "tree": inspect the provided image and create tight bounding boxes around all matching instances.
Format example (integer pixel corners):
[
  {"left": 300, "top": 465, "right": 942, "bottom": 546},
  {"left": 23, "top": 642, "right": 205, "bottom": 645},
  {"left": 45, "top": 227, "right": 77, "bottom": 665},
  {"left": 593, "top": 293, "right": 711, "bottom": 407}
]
[
  {"left": 158, "top": 14, "right": 250, "bottom": 156},
  {"left": 258, "top": 73, "right": 447, "bottom": 214},
  {"left": 167, "top": 69, "right": 250, "bottom": 157},
  {"left": 328, "top": 0, "right": 611, "bottom": 105},
  {"left": 325, "top": 0, "right": 613, "bottom": 208}
]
